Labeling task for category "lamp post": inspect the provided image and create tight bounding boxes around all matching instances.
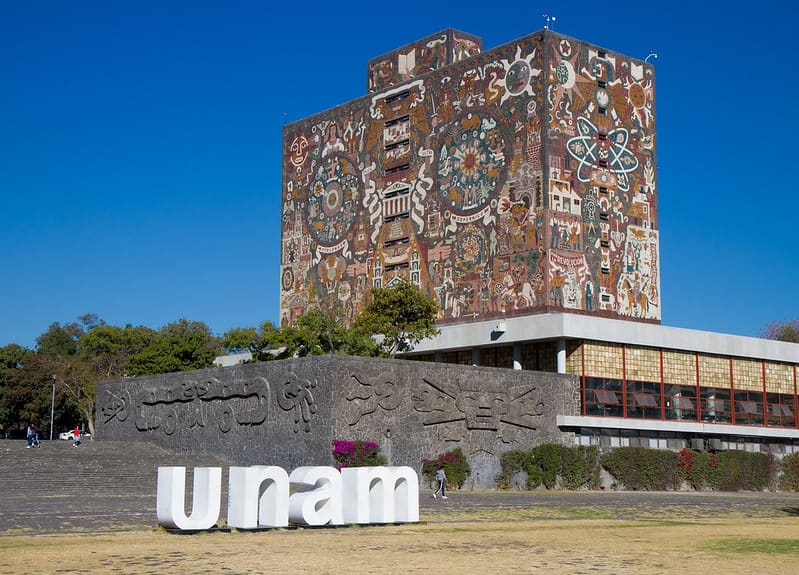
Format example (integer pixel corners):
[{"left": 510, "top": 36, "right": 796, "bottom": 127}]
[{"left": 50, "top": 375, "right": 56, "bottom": 441}]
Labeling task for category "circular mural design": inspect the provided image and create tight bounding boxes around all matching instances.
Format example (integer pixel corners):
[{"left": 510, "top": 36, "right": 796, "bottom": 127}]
[
  {"left": 281, "top": 267, "right": 294, "bottom": 291},
  {"left": 455, "top": 225, "right": 486, "bottom": 272},
  {"left": 628, "top": 82, "right": 646, "bottom": 109},
  {"left": 306, "top": 154, "right": 360, "bottom": 245},
  {"left": 436, "top": 112, "right": 508, "bottom": 215},
  {"left": 506, "top": 60, "right": 531, "bottom": 95}
]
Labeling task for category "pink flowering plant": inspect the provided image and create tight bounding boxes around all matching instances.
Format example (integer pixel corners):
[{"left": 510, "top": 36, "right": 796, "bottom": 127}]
[
  {"left": 331, "top": 439, "right": 387, "bottom": 469},
  {"left": 421, "top": 448, "right": 471, "bottom": 489}
]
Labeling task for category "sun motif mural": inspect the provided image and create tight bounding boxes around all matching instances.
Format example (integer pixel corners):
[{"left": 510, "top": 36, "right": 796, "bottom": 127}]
[
  {"left": 306, "top": 154, "right": 360, "bottom": 246},
  {"left": 436, "top": 112, "right": 507, "bottom": 215}
]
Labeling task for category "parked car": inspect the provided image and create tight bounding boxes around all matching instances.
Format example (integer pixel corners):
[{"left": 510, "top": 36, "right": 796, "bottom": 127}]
[{"left": 58, "top": 430, "right": 91, "bottom": 441}]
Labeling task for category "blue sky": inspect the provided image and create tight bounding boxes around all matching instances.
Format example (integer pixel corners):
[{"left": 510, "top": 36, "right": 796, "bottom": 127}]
[{"left": 2, "top": 0, "right": 797, "bottom": 349}]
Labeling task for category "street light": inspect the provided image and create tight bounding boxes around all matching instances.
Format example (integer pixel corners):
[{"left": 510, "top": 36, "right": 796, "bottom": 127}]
[{"left": 50, "top": 375, "right": 56, "bottom": 441}]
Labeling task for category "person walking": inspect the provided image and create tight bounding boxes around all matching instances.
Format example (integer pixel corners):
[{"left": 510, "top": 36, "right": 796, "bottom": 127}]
[
  {"left": 32, "top": 424, "right": 41, "bottom": 447},
  {"left": 26, "top": 424, "right": 34, "bottom": 448},
  {"left": 433, "top": 467, "right": 447, "bottom": 499},
  {"left": 72, "top": 425, "right": 81, "bottom": 447}
]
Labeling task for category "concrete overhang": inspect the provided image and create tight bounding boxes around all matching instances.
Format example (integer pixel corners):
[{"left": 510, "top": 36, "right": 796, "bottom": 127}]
[
  {"left": 410, "top": 313, "right": 799, "bottom": 364},
  {"left": 557, "top": 415, "right": 799, "bottom": 440}
]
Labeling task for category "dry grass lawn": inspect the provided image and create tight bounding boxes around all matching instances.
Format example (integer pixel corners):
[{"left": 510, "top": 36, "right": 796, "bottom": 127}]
[{"left": 2, "top": 507, "right": 799, "bottom": 575}]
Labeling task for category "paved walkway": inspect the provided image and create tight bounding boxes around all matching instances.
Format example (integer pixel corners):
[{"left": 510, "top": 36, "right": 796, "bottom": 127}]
[{"left": 2, "top": 439, "right": 798, "bottom": 535}]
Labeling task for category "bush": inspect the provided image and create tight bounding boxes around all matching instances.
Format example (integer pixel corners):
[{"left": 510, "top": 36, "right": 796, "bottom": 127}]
[
  {"left": 678, "top": 448, "right": 720, "bottom": 490},
  {"left": 421, "top": 448, "right": 471, "bottom": 489},
  {"left": 331, "top": 440, "right": 387, "bottom": 469},
  {"left": 495, "top": 450, "right": 533, "bottom": 489},
  {"left": 714, "top": 450, "right": 771, "bottom": 491},
  {"left": 600, "top": 447, "right": 681, "bottom": 490},
  {"left": 496, "top": 445, "right": 601, "bottom": 490},
  {"left": 780, "top": 453, "right": 799, "bottom": 491},
  {"left": 560, "top": 446, "right": 602, "bottom": 490}
]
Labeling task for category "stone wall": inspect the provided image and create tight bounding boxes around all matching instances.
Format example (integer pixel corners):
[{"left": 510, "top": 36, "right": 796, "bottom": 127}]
[{"left": 96, "top": 356, "right": 579, "bottom": 488}]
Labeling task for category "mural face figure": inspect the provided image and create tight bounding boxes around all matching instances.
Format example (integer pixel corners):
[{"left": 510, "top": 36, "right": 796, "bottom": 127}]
[
  {"left": 289, "top": 136, "right": 309, "bottom": 169},
  {"left": 455, "top": 385, "right": 508, "bottom": 430}
]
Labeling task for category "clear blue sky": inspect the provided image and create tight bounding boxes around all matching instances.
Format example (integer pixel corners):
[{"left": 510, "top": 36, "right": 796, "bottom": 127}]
[{"left": 2, "top": 0, "right": 797, "bottom": 349}]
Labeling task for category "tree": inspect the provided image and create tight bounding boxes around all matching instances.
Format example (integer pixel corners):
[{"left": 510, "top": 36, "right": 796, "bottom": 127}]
[
  {"left": 79, "top": 324, "right": 158, "bottom": 379},
  {"left": 126, "top": 319, "right": 222, "bottom": 376},
  {"left": 761, "top": 319, "right": 799, "bottom": 343},
  {"left": 36, "top": 321, "right": 83, "bottom": 357},
  {"left": 0, "top": 344, "right": 33, "bottom": 433},
  {"left": 221, "top": 327, "right": 260, "bottom": 354},
  {"left": 353, "top": 282, "right": 439, "bottom": 357}
]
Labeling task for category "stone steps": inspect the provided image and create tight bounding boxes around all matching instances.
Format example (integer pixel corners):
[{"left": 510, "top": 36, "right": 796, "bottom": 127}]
[{"left": 0, "top": 439, "right": 229, "bottom": 498}]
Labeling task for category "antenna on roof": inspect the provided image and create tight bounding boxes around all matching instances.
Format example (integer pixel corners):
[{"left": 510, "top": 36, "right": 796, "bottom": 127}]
[
  {"left": 542, "top": 13, "right": 556, "bottom": 30},
  {"left": 645, "top": 50, "right": 658, "bottom": 63}
]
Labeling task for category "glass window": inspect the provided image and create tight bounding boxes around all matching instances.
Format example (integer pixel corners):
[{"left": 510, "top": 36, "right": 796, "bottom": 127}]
[
  {"left": 767, "top": 392, "right": 796, "bottom": 428},
  {"left": 584, "top": 377, "right": 623, "bottom": 417},
  {"left": 665, "top": 384, "right": 697, "bottom": 421},
  {"left": 700, "top": 387, "right": 731, "bottom": 423},
  {"left": 733, "top": 390, "right": 764, "bottom": 426},
  {"left": 625, "top": 380, "right": 661, "bottom": 420}
]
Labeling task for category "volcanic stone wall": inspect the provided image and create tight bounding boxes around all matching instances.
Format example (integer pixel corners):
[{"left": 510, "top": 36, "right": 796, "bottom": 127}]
[{"left": 96, "top": 355, "right": 579, "bottom": 488}]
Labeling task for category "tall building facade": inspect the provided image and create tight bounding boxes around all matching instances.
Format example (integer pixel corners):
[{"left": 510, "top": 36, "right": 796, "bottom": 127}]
[
  {"left": 280, "top": 28, "right": 658, "bottom": 327},
  {"left": 281, "top": 28, "right": 798, "bottom": 451}
]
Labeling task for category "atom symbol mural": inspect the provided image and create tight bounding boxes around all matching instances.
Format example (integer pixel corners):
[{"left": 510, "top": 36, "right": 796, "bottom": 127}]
[{"left": 566, "top": 117, "right": 638, "bottom": 191}]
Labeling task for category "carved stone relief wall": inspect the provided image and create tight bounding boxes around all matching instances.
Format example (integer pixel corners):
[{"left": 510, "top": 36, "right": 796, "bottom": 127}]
[{"left": 96, "top": 356, "right": 579, "bottom": 488}]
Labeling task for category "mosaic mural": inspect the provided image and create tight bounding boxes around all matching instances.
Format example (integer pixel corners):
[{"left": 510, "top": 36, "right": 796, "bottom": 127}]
[{"left": 281, "top": 29, "right": 659, "bottom": 327}]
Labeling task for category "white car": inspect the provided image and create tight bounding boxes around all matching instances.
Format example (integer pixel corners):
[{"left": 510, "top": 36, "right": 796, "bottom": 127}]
[{"left": 59, "top": 430, "right": 90, "bottom": 441}]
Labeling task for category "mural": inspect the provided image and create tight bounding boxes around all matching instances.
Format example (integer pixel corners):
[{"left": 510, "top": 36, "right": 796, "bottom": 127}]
[{"left": 281, "top": 29, "right": 659, "bottom": 328}]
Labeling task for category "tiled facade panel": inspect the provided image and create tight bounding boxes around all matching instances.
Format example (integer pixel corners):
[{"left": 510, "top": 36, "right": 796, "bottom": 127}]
[
  {"left": 280, "top": 30, "right": 658, "bottom": 328},
  {"left": 661, "top": 350, "right": 695, "bottom": 386},
  {"left": 765, "top": 362, "right": 795, "bottom": 394},
  {"left": 732, "top": 357, "right": 763, "bottom": 392},
  {"left": 699, "top": 354, "right": 731, "bottom": 389},
  {"left": 625, "top": 346, "right": 660, "bottom": 382},
  {"left": 581, "top": 341, "right": 623, "bottom": 379}
]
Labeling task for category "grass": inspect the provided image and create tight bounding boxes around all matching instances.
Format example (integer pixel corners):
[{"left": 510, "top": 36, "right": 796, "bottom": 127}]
[{"left": 2, "top": 512, "right": 799, "bottom": 574}]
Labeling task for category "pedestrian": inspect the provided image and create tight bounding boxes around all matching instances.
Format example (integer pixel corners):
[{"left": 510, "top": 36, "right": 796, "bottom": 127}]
[
  {"left": 26, "top": 424, "right": 34, "bottom": 448},
  {"left": 433, "top": 467, "right": 448, "bottom": 499},
  {"left": 32, "top": 424, "right": 41, "bottom": 447},
  {"left": 72, "top": 425, "right": 81, "bottom": 447}
]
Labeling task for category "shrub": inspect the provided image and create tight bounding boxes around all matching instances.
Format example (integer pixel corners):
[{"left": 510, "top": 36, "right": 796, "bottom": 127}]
[
  {"left": 600, "top": 447, "right": 681, "bottom": 490},
  {"left": 714, "top": 450, "right": 771, "bottom": 491},
  {"left": 560, "top": 446, "right": 602, "bottom": 490},
  {"left": 678, "top": 448, "right": 720, "bottom": 490},
  {"left": 495, "top": 450, "right": 533, "bottom": 489},
  {"left": 331, "top": 439, "right": 387, "bottom": 469},
  {"left": 496, "top": 445, "right": 601, "bottom": 490},
  {"left": 421, "top": 448, "right": 471, "bottom": 489},
  {"left": 780, "top": 453, "right": 799, "bottom": 491},
  {"left": 529, "top": 444, "right": 562, "bottom": 489}
]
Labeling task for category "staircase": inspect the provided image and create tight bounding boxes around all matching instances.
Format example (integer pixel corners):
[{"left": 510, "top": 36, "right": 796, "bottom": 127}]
[{"left": 0, "top": 439, "right": 230, "bottom": 535}]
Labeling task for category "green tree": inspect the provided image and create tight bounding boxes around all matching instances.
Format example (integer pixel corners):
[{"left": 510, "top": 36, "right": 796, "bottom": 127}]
[
  {"left": 36, "top": 321, "right": 83, "bottom": 357},
  {"left": 79, "top": 324, "right": 158, "bottom": 379},
  {"left": 0, "top": 344, "right": 33, "bottom": 434},
  {"left": 353, "top": 282, "right": 439, "bottom": 357},
  {"left": 126, "top": 319, "right": 222, "bottom": 376},
  {"left": 221, "top": 327, "right": 260, "bottom": 354},
  {"left": 761, "top": 319, "right": 799, "bottom": 343}
]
